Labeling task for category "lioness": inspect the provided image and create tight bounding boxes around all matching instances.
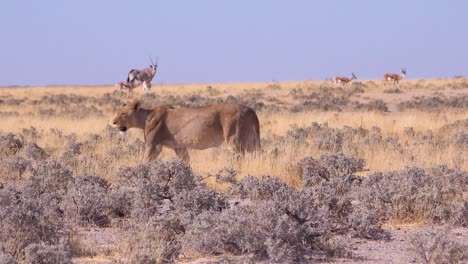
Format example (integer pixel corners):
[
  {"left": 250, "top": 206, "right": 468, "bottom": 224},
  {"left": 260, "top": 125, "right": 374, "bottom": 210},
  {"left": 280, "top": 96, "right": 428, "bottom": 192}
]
[{"left": 112, "top": 101, "right": 261, "bottom": 162}]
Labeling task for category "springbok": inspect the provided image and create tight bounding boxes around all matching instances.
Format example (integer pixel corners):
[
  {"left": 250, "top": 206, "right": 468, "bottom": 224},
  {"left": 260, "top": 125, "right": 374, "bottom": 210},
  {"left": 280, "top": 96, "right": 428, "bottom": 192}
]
[
  {"left": 127, "top": 57, "right": 158, "bottom": 93},
  {"left": 332, "top": 73, "right": 357, "bottom": 87},
  {"left": 115, "top": 81, "right": 138, "bottom": 95},
  {"left": 384, "top": 68, "right": 406, "bottom": 87}
]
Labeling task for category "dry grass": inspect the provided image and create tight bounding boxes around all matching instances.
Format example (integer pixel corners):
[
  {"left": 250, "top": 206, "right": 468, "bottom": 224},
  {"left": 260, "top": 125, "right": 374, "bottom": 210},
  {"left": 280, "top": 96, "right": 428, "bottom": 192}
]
[{"left": 1, "top": 79, "right": 467, "bottom": 188}]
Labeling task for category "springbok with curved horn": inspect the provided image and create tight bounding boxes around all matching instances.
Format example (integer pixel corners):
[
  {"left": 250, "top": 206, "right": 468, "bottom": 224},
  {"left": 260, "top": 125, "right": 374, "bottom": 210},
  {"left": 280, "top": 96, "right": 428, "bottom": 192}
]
[
  {"left": 384, "top": 68, "right": 406, "bottom": 87},
  {"left": 127, "top": 57, "right": 158, "bottom": 93},
  {"left": 332, "top": 73, "right": 357, "bottom": 87}
]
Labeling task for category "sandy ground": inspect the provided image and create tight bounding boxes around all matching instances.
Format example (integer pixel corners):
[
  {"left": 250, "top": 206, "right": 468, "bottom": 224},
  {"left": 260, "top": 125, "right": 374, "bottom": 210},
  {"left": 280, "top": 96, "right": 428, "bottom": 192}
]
[{"left": 72, "top": 226, "right": 468, "bottom": 263}]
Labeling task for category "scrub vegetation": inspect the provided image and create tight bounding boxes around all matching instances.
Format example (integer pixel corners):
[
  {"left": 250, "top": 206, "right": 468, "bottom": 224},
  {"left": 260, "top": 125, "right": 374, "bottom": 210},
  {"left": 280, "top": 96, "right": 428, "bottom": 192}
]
[{"left": 0, "top": 78, "right": 467, "bottom": 263}]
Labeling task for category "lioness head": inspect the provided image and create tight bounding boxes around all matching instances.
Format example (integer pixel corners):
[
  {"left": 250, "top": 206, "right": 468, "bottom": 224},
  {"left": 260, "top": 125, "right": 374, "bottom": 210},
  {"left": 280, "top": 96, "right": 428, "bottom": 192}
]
[{"left": 112, "top": 101, "right": 144, "bottom": 135}]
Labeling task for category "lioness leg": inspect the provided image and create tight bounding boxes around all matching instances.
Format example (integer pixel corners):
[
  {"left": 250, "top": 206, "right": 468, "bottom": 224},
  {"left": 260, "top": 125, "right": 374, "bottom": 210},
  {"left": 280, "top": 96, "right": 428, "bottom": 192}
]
[
  {"left": 144, "top": 144, "right": 162, "bottom": 161},
  {"left": 173, "top": 148, "right": 190, "bottom": 163}
]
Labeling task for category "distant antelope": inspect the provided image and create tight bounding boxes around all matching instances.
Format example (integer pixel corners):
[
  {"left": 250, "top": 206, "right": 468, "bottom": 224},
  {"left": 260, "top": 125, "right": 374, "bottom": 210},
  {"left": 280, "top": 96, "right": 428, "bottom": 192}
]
[
  {"left": 332, "top": 73, "right": 357, "bottom": 87},
  {"left": 115, "top": 81, "right": 137, "bottom": 95},
  {"left": 384, "top": 68, "right": 406, "bottom": 87},
  {"left": 127, "top": 57, "right": 158, "bottom": 93}
]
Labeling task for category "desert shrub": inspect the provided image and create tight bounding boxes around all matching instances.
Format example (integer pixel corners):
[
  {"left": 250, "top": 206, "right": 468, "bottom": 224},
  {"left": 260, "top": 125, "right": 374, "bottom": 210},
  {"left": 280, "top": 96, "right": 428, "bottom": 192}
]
[
  {"left": 183, "top": 201, "right": 314, "bottom": 262},
  {"left": 359, "top": 166, "right": 468, "bottom": 224},
  {"left": 230, "top": 175, "right": 295, "bottom": 202},
  {"left": 58, "top": 136, "right": 83, "bottom": 168},
  {"left": 108, "top": 186, "right": 135, "bottom": 218},
  {"left": 0, "top": 182, "right": 66, "bottom": 258},
  {"left": 122, "top": 220, "right": 182, "bottom": 264},
  {"left": 286, "top": 122, "right": 345, "bottom": 152},
  {"left": 20, "top": 127, "right": 41, "bottom": 142},
  {"left": 383, "top": 88, "right": 403, "bottom": 93},
  {"left": 398, "top": 95, "right": 468, "bottom": 111},
  {"left": 1, "top": 156, "right": 31, "bottom": 180},
  {"left": 0, "top": 254, "right": 17, "bottom": 264},
  {"left": 0, "top": 133, "right": 23, "bottom": 157},
  {"left": 348, "top": 84, "right": 366, "bottom": 94},
  {"left": 300, "top": 153, "right": 364, "bottom": 188},
  {"left": 438, "top": 119, "right": 468, "bottom": 134},
  {"left": 451, "top": 202, "right": 468, "bottom": 227},
  {"left": 113, "top": 159, "right": 225, "bottom": 222},
  {"left": 173, "top": 184, "right": 227, "bottom": 223},
  {"left": 285, "top": 125, "right": 312, "bottom": 143},
  {"left": 291, "top": 93, "right": 349, "bottom": 112},
  {"left": 315, "top": 129, "right": 344, "bottom": 151},
  {"left": 299, "top": 154, "right": 389, "bottom": 240},
  {"left": 266, "top": 83, "right": 282, "bottom": 90},
  {"left": 409, "top": 228, "right": 468, "bottom": 264},
  {"left": 33, "top": 94, "right": 88, "bottom": 106},
  {"left": 38, "top": 107, "right": 56, "bottom": 117},
  {"left": 96, "top": 93, "right": 124, "bottom": 109},
  {"left": 352, "top": 100, "right": 389, "bottom": 112},
  {"left": 62, "top": 175, "right": 111, "bottom": 227},
  {"left": 112, "top": 161, "right": 228, "bottom": 259},
  {"left": 213, "top": 167, "right": 237, "bottom": 184},
  {"left": 24, "top": 242, "right": 72, "bottom": 264},
  {"left": 181, "top": 173, "right": 355, "bottom": 262},
  {"left": 22, "top": 142, "right": 48, "bottom": 160},
  {"left": 28, "top": 160, "right": 73, "bottom": 196}
]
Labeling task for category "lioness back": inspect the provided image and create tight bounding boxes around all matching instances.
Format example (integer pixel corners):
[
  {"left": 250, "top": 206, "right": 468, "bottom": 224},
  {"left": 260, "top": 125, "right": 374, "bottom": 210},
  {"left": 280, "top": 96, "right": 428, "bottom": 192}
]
[{"left": 164, "top": 104, "right": 260, "bottom": 151}]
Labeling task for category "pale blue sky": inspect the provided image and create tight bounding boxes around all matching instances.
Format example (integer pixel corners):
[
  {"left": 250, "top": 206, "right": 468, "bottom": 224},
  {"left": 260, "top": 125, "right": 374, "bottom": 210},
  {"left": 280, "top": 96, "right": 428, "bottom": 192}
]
[{"left": 0, "top": 1, "right": 467, "bottom": 85}]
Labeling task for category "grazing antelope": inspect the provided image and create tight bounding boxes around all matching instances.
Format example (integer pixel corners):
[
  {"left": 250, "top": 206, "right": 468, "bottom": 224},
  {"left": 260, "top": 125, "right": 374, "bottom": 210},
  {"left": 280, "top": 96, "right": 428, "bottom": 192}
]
[
  {"left": 332, "top": 73, "right": 357, "bottom": 87},
  {"left": 384, "top": 68, "right": 406, "bottom": 87},
  {"left": 115, "top": 81, "right": 138, "bottom": 95},
  {"left": 127, "top": 57, "right": 158, "bottom": 93}
]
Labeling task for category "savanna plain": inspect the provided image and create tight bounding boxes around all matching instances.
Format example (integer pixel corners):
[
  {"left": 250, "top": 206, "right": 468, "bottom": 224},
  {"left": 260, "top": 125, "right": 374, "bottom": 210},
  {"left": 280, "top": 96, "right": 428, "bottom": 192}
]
[{"left": 0, "top": 79, "right": 467, "bottom": 263}]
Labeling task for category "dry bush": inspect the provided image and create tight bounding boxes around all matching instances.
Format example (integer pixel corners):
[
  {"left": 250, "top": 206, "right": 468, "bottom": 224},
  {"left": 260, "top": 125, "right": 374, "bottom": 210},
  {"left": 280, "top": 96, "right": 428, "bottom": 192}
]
[
  {"left": 383, "top": 88, "right": 403, "bottom": 94},
  {"left": 451, "top": 202, "right": 468, "bottom": 227},
  {"left": 213, "top": 167, "right": 237, "bottom": 184},
  {"left": 183, "top": 173, "right": 354, "bottom": 262},
  {"left": 0, "top": 182, "right": 67, "bottom": 258},
  {"left": 0, "top": 156, "right": 31, "bottom": 181},
  {"left": 21, "top": 142, "right": 48, "bottom": 160},
  {"left": 286, "top": 122, "right": 344, "bottom": 152},
  {"left": 398, "top": 95, "right": 468, "bottom": 111},
  {"left": 24, "top": 242, "right": 72, "bottom": 264},
  {"left": 0, "top": 160, "right": 75, "bottom": 258},
  {"left": 112, "top": 159, "right": 227, "bottom": 222},
  {"left": 359, "top": 166, "right": 468, "bottom": 224},
  {"left": 62, "top": 175, "right": 111, "bottom": 227},
  {"left": 112, "top": 160, "right": 354, "bottom": 262},
  {"left": 0, "top": 133, "right": 23, "bottom": 157},
  {"left": 409, "top": 228, "right": 468, "bottom": 264},
  {"left": 351, "top": 99, "right": 389, "bottom": 112},
  {"left": 182, "top": 201, "right": 316, "bottom": 262},
  {"left": 291, "top": 94, "right": 349, "bottom": 112},
  {"left": 0, "top": 254, "right": 17, "bottom": 264},
  {"left": 299, "top": 153, "right": 389, "bottom": 240},
  {"left": 120, "top": 220, "right": 182, "bottom": 264}
]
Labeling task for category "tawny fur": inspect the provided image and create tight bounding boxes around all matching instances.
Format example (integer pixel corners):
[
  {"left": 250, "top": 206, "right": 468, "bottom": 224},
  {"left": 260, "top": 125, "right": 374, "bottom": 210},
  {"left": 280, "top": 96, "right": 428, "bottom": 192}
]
[
  {"left": 332, "top": 73, "right": 356, "bottom": 87},
  {"left": 112, "top": 101, "right": 261, "bottom": 162},
  {"left": 383, "top": 69, "right": 406, "bottom": 86},
  {"left": 115, "top": 81, "right": 137, "bottom": 95},
  {"left": 127, "top": 61, "right": 158, "bottom": 93}
]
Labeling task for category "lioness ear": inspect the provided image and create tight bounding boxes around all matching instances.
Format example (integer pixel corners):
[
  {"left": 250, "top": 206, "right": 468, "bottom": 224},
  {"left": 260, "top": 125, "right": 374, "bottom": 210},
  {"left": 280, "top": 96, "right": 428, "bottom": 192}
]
[{"left": 130, "top": 100, "right": 141, "bottom": 110}]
